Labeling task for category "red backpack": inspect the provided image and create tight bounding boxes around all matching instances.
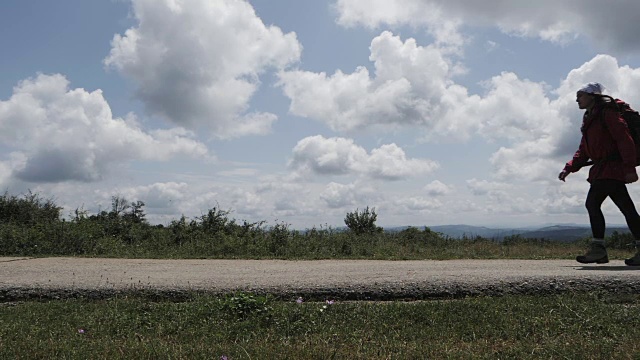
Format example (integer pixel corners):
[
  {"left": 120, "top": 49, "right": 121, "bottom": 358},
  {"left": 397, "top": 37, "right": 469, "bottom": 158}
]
[{"left": 585, "top": 96, "right": 640, "bottom": 166}]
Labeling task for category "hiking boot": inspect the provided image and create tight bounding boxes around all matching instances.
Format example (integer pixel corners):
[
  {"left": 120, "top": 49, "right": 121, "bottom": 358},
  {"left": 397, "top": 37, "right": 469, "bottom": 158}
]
[
  {"left": 625, "top": 250, "right": 640, "bottom": 266},
  {"left": 576, "top": 243, "right": 609, "bottom": 264}
]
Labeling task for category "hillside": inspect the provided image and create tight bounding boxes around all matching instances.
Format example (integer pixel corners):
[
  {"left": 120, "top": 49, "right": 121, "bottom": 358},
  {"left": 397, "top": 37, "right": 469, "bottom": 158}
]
[{"left": 426, "top": 224, "right": 631, "bottom": 242}]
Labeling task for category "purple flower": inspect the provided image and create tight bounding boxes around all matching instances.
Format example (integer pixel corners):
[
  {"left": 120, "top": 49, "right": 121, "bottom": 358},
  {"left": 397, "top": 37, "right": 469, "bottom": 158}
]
[
  {"left": 77, "top": 328, "right": 86, "bottom": 334},
  {"left": 296, "top": 297, "right": 303, "bottom": 304},
  {"left": 326, "top": 300, "right": 335, "bottom": 305},
  {"left": 220, "top": 356, "right": 228, "bottom": 360}
]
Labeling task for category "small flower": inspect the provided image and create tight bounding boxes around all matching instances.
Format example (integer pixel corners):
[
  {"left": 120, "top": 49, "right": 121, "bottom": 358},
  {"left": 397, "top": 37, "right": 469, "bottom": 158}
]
[
  {"left": 325, "top": 300, "right": 335, "bottom": 305},
  {"left": 296, "top": 297, "right": 303, "bottom": 304},
  {"left": 77, "top": 328, "right": 86, "bottom": 334},
  {"left": 220, "top": 356, "right": 228, "bottom": 360}
]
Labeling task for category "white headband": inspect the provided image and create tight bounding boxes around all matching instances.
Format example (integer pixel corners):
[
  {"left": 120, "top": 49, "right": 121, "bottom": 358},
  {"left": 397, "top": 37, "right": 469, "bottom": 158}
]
[{"left": 578, "top": 82, "right": 604, "bottom": 95}]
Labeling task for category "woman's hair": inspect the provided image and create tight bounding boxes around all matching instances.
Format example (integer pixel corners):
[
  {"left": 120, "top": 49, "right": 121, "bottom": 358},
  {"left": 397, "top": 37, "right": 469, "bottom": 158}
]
[{"left": 594, "top": 94, "right": 618, "bottom": 108}]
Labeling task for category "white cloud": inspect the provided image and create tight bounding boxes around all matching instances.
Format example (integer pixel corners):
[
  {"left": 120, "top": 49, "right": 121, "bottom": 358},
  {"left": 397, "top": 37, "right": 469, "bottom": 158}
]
[
  {"left": 394, "top": 196, "right": 443, "bottom": 211},
  {"left": 0, "top": 73, "right": 209, "bottom": 183},
  {"left": 290, "top": 136, "right": 367, "bottom": 176},
  {"left": 334, "top": 0, "right": 464, "bottom": 48},
  {"left": 289, "top": 135, "right": 439, "bottom": 180},
  {"left": 466, "top": 178, "right": 511, "bottom": 196},
  {"left": 279, "top": 30, "right": 571, "bottom": 147},
  {"left": 539, "top": 182, "right": 588, "bottom": 215},
  {"left": 334, "top": 0, "right": 640, "bottom": 53},
  {"left": 0, "top": 161, "right": 11, "bottom": 187},
  {"left": 367, "top": 144, "right": 439, "bottom": 180},
  {"left": 320, "top": 181, "right": 380, "bottom": 209},
  {"left": 279, "top": 31, "right": 471, "bottom": 136},
  {"left": 105, "top": 0, "right": 302, "bottom": 138},
  {"left": 423, "top": 180, "right": 452, "bottom": 196},
  {"left": 320, "top": 182, "right": 358, "bottom": 208},
  {"left": 475, "top": 72, "right": 558, "bottom": 142},
  {"left": 117, "top": 182, "right": 189, "bottom": 210},
  {"left": 558, "top": 55, "right": 640, "bottom": 107}
]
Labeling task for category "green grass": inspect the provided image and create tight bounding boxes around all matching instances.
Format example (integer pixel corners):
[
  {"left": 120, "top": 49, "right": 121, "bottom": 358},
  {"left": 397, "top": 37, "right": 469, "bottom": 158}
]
[
  {"left": 1, "top": 292, "right": 640, "bottom": 359},
  {"left": 4, "top": 219, "right": 634, "bottom": 261}
]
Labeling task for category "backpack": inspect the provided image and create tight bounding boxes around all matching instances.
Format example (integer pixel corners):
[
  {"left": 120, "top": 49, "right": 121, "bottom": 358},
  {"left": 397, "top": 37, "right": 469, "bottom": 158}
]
[{"left": 589, "top": 95, "right": 640, "bottom": 166}]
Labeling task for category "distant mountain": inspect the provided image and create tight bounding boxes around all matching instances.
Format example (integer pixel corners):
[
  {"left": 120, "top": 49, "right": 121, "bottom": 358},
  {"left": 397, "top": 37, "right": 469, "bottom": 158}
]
[
  {"left": 426, "top": 225, "right": 522, "bottom": 239},
  {"left": 518, "top": 225, "right": 630, "bottom": 242},
  {"left": 516, "top": 225, "right": 588, "bottom": 242},
  {"left": 420, "top": 224, "right": 631, "bottom": 242}
]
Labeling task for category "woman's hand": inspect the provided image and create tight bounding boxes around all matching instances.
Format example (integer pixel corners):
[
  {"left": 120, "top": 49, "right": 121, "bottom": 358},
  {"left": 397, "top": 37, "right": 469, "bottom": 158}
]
[
  {"left": 558, "top": 170, "right": 570, "bottom": 182},
  {"left": 625, "top": 172, "right": 639, "bottom": 184}
]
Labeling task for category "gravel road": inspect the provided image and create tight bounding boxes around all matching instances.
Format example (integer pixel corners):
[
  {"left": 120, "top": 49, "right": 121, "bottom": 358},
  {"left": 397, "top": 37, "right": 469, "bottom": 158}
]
[{"left": 1, "top": 257, "right": 639, "bottom": 301}]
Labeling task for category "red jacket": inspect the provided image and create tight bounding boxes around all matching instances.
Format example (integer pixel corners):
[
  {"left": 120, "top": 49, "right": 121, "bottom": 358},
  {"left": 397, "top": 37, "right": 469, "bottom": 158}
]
[{"left": 564, "top": 103, "right": 637, "bottom": 182}]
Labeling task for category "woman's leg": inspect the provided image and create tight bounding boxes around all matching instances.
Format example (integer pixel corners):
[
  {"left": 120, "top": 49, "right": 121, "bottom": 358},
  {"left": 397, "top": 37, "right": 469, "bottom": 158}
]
[
  {"left": 578, "top": 180, "right": 611, "bottom": 263},
  {"left": 605, "top": 179, "right": 640, "bottom": 265},
  {"left": 585, "top": 180, "right": 610, "bottom": 239},
  {"left": 607, "top": 180, "right": 640, "bottom": 238}
]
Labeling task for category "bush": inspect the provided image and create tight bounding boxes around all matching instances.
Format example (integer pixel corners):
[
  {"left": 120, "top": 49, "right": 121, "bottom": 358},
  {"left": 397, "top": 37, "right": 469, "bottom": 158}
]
[
  {"left": 344, "top": 207, "right": 383, "bottom": 235},
  {"left": 220, "top": 293, "right": 273, "bottom": 320},
  {"left": 606, "top": 230, "right": 635, "bottom": 250},
  {"left": 0, "top": 191, "right": 61, "bottom": 225}
]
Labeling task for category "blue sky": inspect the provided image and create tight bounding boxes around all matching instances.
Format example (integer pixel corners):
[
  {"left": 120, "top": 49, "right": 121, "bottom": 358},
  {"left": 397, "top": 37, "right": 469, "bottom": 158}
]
[{"left": 3, "top": 0, "right": 640, "bottom": 229}]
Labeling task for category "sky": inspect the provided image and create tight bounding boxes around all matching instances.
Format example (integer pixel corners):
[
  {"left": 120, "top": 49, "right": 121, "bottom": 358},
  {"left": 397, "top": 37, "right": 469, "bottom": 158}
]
[{"left": 3, "top": 0, "right": 640, "bottom": 230}]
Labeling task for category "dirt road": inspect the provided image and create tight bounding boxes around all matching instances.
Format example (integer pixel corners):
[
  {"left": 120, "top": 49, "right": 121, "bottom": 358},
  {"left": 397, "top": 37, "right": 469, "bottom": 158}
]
[{"left": 1, "top": 257, "right": 639, "bottom": 301}]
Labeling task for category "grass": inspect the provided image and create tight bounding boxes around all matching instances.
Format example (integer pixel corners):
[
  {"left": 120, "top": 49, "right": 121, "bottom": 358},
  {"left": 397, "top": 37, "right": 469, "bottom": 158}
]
[{"left": 1, "top": 292, "right": 639, "bottom": 359}]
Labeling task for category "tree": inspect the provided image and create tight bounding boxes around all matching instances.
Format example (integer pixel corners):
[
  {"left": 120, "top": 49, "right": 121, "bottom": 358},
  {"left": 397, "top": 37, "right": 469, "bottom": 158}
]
[
  {"left": 125, "top": 200, "right": 147, "bottom": 224},
  {"left": 110, "top": 196, "right": 130, "bottom": 217},
  {"left": 344, "top": 206, "right": 383, "bottom": 235}
]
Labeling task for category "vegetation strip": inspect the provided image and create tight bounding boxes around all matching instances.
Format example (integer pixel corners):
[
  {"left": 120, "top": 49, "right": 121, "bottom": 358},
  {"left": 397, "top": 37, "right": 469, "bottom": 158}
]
[
  {"left": 3, "top": 276, "right": 640, "bottom": 302},
  {"left": 1, "top": 292, "right": 639, "bottom": 359},
  {"left": 1, "top": 191, "right": 638, "bottom": 260}
]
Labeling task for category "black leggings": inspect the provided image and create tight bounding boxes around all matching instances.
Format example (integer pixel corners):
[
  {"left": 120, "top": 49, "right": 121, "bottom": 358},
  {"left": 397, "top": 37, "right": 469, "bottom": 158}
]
[{"left": 585, "top": 179, "right": 640, "bottom": 239}]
